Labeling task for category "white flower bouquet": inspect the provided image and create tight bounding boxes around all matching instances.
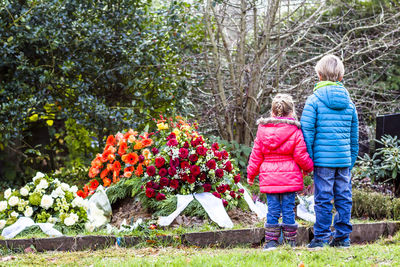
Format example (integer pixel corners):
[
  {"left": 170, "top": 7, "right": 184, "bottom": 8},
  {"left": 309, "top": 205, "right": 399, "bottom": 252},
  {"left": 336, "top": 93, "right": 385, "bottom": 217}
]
[{"left": 0, "top": 172, "right": 88, "bottom": 230}]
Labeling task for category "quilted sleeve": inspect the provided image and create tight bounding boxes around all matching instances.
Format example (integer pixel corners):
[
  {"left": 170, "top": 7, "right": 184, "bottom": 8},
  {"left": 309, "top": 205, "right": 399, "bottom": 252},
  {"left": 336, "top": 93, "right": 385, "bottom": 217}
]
[
  {"left": 300, "top": 96, "right": 317, "bottom": 160},
  {"left": 350, "top": 106, "right": 359, "bottom": 169},
  {"left": 247, "top": 135, "right": 264, "bottom": 185},
  {"left": 293, "top": 130, "right": 314, "bottom": 173}
]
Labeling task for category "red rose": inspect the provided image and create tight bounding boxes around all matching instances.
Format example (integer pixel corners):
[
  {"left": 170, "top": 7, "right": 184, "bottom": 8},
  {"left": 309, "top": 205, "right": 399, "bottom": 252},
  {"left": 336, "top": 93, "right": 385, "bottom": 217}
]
[
  {"left": 196, "top": 146, "right": 207, "bottom": 156},
  {"left": 234, "top": 174, "right": 241, "bottom": 184},
  {"left": 215, "top": 168, "right": 224, "bottom": 178},
  {"left": 221, "top": 150, "right": 229, "bottom": 159},
  {"left": 168, "top": 167, "right": 177, "bottom": 176},
  {"left": 179, "top": 148, "right": 189, "bottom": 159},
  {"left": 212, "top": 192, "right": 221, "bottom": 198},
  {"left": 211, "top": 143, "right": 219, "bottom": 151},
  {"left": 222, "top": 199, "right": 228, "bottom": 207},
  {"left": 199, "top": 172, "right": 207, "bottom": 181},
  {"left": 151, "top": 147, "right": 159, "bottom": 155},
  {"left": 170, "top": 158, "right": 180, "bottom": 168},
  {"left": 160, "top": 177, "right": 170, "bottom": 187},
  {"left": 159, "top": 168, "right": 168, "bottom": 177},
  {"left": 167, "top": 139, "right": 178, "bottom": 147},
  {"left": 238, "top": 188, "right": 245, "bottom": 194},
  {"left": 146, "top": 165, "right": 156, "bottom": 176},
  {"left": 181, "top": 173, "right": 189, "bottom": 181},
  {"left": 224, "top": 161, "right": 233, "bottom": 172},
  {"left": 152, "top": 183, "right": 160, "bottom": 190},
  {"left": 187, "top": 175, "right": 196, "bottom": 184},
  {"left": 146, "top": 188, "right": 155, "bottom": 198},
  {"left": 230, "top": 191, "right": 236, "bottom": 198},
  {"left": 170, "top": 179, "right": 179, "bottom": 189},
  {"left": 189, "top": 154, "right": 198, "bottom": 163},
  {"left": 202, "top": 183, "right": 212, "bottom": 192},
  {"left": 217, "top": 185, "right": 227, "bottom": 194},
  {"left": 89, "top": 179, "right": 100, "bottom": 191},
  {"left": 190, "top": 165, "right": 201, "bottom": 177},
  {"left": 155, "top": 157, "right": 166, "bottom": 168},
  {"left": 214, "top": 151, "right": 222, "bottom": 161},
  {"left": 180, "top": 161, "right": 190, "bottom": 169},
  {"left": 183, "top": 141, "right": 190, "bottom": 149},
  {"left": 146, "top": 181, "right": 154, "bottom": 188},
  {"left": 206, "top": 159, "right": 216, "bottom": 170},
  {"left": 156, "top": 193, "right": 166, "bottom": 201}
]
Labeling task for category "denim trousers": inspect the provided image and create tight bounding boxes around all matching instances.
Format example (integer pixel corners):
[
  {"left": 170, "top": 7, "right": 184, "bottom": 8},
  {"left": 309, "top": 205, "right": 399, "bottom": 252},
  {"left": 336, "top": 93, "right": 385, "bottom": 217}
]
[
  {"left": 314, "top": 167, "right": 352, "bottom": 241},
  {"left": 266, "top": 192, "right": 296, "bottom": 225}
]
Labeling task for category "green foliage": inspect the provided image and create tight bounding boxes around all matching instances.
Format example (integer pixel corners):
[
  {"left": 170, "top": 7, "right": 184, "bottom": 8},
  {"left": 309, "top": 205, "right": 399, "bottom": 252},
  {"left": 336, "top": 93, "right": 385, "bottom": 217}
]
[
  {"left": 52, "top": 165, "right": 90, "bottom": 188},
  {"left": 106, "top": 178, "right": 144, "bottom": 205},
  {"left": 352, "top": 189, "right": 400, "bottom": 220},
  {"left": 0, "top": 0, "right": 202, "bottom": 184},
  {"left": 355, "top": 135, "right": 400, "bottom": 184}
]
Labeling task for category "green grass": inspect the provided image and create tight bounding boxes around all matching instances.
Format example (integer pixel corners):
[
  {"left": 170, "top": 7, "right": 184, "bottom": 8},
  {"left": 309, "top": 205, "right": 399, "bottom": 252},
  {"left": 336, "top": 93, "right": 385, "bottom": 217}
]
[{"left": 1, "top": 233, "right": 400, "bottom": 267}]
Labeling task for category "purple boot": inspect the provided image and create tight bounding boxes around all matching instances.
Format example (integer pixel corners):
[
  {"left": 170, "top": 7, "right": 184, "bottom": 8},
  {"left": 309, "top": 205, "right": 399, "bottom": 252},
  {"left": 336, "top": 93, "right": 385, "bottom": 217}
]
[
  {"left": 282, "top": 224, "right": 298, "bottom": 247},
  {"left": 263, "top": 224, "right": 281, "bottom": 251}
]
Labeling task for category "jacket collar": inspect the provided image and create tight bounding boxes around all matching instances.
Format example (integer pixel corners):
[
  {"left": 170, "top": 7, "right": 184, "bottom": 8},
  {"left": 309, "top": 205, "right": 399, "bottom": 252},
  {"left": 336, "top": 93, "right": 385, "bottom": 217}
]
[{"left": 256, "top": 117, "right": 301, "bottom": 129}]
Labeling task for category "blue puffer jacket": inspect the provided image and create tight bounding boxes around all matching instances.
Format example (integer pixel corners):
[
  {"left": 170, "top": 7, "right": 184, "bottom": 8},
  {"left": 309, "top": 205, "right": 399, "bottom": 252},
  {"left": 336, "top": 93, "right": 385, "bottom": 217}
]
[{"left": 300, "top": 84, "right": 359, "bottom": 168}]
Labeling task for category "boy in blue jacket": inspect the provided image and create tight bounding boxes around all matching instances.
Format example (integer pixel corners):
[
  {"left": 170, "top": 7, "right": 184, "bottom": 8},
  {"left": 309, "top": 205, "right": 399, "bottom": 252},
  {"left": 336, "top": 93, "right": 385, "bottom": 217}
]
[{"left": 300, "top": 54, "right": 359, "bottom": 248}]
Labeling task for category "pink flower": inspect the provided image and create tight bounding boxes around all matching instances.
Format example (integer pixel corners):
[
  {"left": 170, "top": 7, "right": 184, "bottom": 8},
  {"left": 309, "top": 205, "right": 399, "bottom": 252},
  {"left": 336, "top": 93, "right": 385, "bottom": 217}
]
[
  {"left": 179, "top": 148, "right": 189, "bottom": 159},
  {"left": 151, "top": 147, "right": 159, "bottom": 155},
  {"left": 238, "top": 188, "right": 244, "bottom": 194},
  {"left": 138, "top": 155, "right": 145, "bottom": 163},
  {"left": 215, "top": 168, "right": 224, "bottom": 178},
  {"left": 167, "top": 139, "right": 178, "bottom": 147},
  {"left": 167, "top": 132, "right": 176, "bottom": 140}
]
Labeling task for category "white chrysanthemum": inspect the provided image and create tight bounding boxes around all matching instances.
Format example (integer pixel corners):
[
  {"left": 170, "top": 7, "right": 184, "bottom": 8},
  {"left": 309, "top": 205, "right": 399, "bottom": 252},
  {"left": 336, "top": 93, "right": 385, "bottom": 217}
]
[
  {"left": 20, "top": 187, "right": 29, "bottom": 197},
  {"left": 40, "top": 195, "right": 54, "bottom": 210},
  {"left": 24, "top": 206, "right": 33, "bottom": 217},
  {"left": 0, "top": 219, "right": 6, "bottom": 230},
  {"left": 11, "top": 211, "right": 19, "bottom": 218},
  {"left": 0, "top": 201, "right": 7, "bottom": 212},
  {"left": 71, "top": 196, "right": 84, "bottom": 208},
  {"left": 69, "top": 185, "right": 78, "bottom": 194},
  {"left": 60, "top": 183, "right": 70, "bottom": 191},
  {"left": 37, "top": 179, "right": 49, "bottom": 190},
  {"left": 8, "top": 196, "right": 19, "bottom": 207},
  {"left": 32, "top": 172, "right": 45, "bottom": 182},
  {"left": 4, "top": 189, "right": 12, "bottom": 199},
  {"left": 48, "top": 217, "right": 58, "bottom": 224},
  {"left": 64, "top": 213, "right": 78, "bottom": 226}
]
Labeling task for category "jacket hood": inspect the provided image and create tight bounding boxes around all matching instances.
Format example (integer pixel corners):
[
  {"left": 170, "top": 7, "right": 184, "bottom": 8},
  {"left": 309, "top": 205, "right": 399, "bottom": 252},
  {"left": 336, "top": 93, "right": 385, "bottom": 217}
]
[
  {"left": 256, "top": 117, "right": 299, "bottom": 150},
  {"left": 314, "top": 85, "right": 350, "bottom": 110}
]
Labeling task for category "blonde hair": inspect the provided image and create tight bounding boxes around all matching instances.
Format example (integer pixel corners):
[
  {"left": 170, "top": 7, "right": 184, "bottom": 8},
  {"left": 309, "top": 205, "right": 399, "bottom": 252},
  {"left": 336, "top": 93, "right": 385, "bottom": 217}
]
[
  {"left": 315, "top": 54, "right": 345, "bottom": 82},
  {"left": 271, "top": 94, "right": 297, "bottom": 119}
]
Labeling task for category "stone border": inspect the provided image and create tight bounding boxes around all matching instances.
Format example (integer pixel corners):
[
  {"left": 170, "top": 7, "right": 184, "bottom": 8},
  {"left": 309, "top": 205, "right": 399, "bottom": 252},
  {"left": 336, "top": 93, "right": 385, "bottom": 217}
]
[{"left": 0, "top": 222, "right": 398, "bottom": 252}]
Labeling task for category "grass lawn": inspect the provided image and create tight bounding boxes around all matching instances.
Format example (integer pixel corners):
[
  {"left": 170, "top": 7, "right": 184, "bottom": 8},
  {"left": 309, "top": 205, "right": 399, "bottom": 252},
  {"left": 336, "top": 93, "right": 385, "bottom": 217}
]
[{"left": 1, "top": 235, "right": 399, "bottom": 267}]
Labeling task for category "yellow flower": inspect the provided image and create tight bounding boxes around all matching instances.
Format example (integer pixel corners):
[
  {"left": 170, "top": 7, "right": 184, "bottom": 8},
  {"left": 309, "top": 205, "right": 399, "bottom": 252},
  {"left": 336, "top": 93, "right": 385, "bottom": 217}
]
[
  {"left": 173, "top": 128, "right": 181, "bottom": 140},
  {"left": 157, "top": 123, "right": 169, "bottom": 131},
  {"left": 181, "top": 124, "right": 191, "bottom": 131}
]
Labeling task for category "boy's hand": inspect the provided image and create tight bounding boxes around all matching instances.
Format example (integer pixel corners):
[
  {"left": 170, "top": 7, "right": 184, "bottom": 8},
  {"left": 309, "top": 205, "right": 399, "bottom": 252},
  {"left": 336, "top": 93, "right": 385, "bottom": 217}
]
[{"left": 247, "top": 178, "right": 253, "bottom": 186}]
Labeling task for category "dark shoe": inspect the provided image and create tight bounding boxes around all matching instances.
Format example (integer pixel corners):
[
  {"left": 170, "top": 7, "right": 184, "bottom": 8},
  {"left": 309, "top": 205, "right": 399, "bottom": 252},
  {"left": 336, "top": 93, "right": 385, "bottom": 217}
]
[
  {"left": 263, "top": 240, "right": 279, "bottom": 251},
  {"left": 282, "top": 224, "right": 297, "bottom": 247},
  {"left": 329, "top": 237, "right": 350, "bottom": 248},
  {"left": 307, "top": 238, "right": 329, "bottom": 248}
]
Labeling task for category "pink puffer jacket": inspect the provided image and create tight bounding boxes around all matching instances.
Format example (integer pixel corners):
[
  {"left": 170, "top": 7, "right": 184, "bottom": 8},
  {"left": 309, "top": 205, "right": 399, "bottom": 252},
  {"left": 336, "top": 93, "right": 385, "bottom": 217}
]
[{"left": 247, "top": 117, "right": 313, "bottom": 194}]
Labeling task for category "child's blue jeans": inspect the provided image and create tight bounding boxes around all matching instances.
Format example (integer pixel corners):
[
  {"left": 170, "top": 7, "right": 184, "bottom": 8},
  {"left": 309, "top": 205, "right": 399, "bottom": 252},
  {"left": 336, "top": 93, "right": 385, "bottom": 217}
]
[
  {"left": 313, "top": 167, "right": 352, "bottom": 241},
  {"left": 266, "top": 192, "right": 296, "bottom": 225}
]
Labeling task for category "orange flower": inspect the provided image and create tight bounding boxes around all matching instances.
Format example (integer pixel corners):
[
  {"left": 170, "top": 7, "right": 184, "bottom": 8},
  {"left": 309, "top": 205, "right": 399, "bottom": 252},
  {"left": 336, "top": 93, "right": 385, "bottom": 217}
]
[
  {"left": 89, "top": 167, "right": 100, "bottom": 178},
  {"left": 124, "top": 171, "right": 132, "bottom": 178},
  {"left": 124, "top": 166, "right": 134, "bottom": 173},
  {"left": 113, "top": 161, "right": 121, "bottom": 173},
  {"left": 101, "top": 150, "right": 111, "bottom": 163},
  {"left": 100, "top": 168, "right": 109, "bottom": 179},
  {"left": 107, "top": 163, "right": 113, "bottom": 171},
  {"left": 89, "top": 179, "right": 99, "bottom": 192},
  {"left": 91, "top": 156, "right": 102, "bottom": 168},
  {"left": 144, "top": 159, "right": 151, "bottom": 166},
  {"left": 106, "top": 135, "right": 116, "bottom": 146},
  {"left": 142, "top": 149, "right": 151, "bottom": 160},
  {"left": 141, "top": 138, "right": 153, "bottom": 147},
  {"left": 122, "top": 152, "right": 139, "bottom": 165},
  {"left": 135, "top": 163, "right": 144, "bottom": 176},
  {"left": 118, "top": 142, "right": 128, "bottom": 156},
  {"left": 134, "top": 141, "right": 143, "bottom": 150},
  {"left": 124, "top": 130, "right": 138, "bottom": 141},
  {"left": 107, "top": 153, "right": 115, "bottom": 163},
  {"left": 103, "top": 178, "right": 111, "bottom": 187},
  {"left": 112, "top": 173, "right": 120, "bottom": 184}
]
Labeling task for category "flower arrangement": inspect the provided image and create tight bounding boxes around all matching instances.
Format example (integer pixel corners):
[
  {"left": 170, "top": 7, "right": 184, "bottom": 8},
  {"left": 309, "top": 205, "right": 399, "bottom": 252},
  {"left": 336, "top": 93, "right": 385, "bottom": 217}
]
[
  {"left": 78, "top": 130, "right": 154, "bottom": 198},
  {"left": 82, "top": 116, "right": 244, "bottom": 210},
  {"left": 141, "top": 116, "right": 244, "bottom": 207},
  {"left": 0, "top": 172, "right": 87, "bottom": 230}
]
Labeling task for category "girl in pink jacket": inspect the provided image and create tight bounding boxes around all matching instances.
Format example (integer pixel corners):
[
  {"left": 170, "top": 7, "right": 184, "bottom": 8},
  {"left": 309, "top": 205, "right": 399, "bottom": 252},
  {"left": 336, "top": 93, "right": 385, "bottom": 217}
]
[{"left": 247, "top": 94, "right": 313, "bottom": 250}]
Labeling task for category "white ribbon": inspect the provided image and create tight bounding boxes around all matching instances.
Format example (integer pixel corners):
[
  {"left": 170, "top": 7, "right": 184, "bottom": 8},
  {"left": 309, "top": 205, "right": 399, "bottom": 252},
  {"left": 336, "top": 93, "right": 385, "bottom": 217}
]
[
  {"left": 194, "top": 192, "right": 233, "bottom": 228},
  {"left": 1, "top": 217, "right": 63, "bottom": 239},
  {"left": 158, "top": 194, "right": 194, "bottom": 226},
  {"left": 238, "top": 183, "right": 267, "bottom": 219},
  {"left": 297, "top": 195, "right": 316, "bottom": 223}
]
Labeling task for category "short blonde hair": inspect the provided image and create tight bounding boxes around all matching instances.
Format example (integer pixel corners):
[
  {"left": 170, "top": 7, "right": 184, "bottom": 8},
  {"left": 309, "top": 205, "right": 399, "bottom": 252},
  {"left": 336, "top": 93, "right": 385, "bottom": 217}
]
[
  {"left": 315, "top": 54, "right": 344, "bottom": 82},
  {"left": 271, "top": 94, "right": 297, "bottom": 119}
]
